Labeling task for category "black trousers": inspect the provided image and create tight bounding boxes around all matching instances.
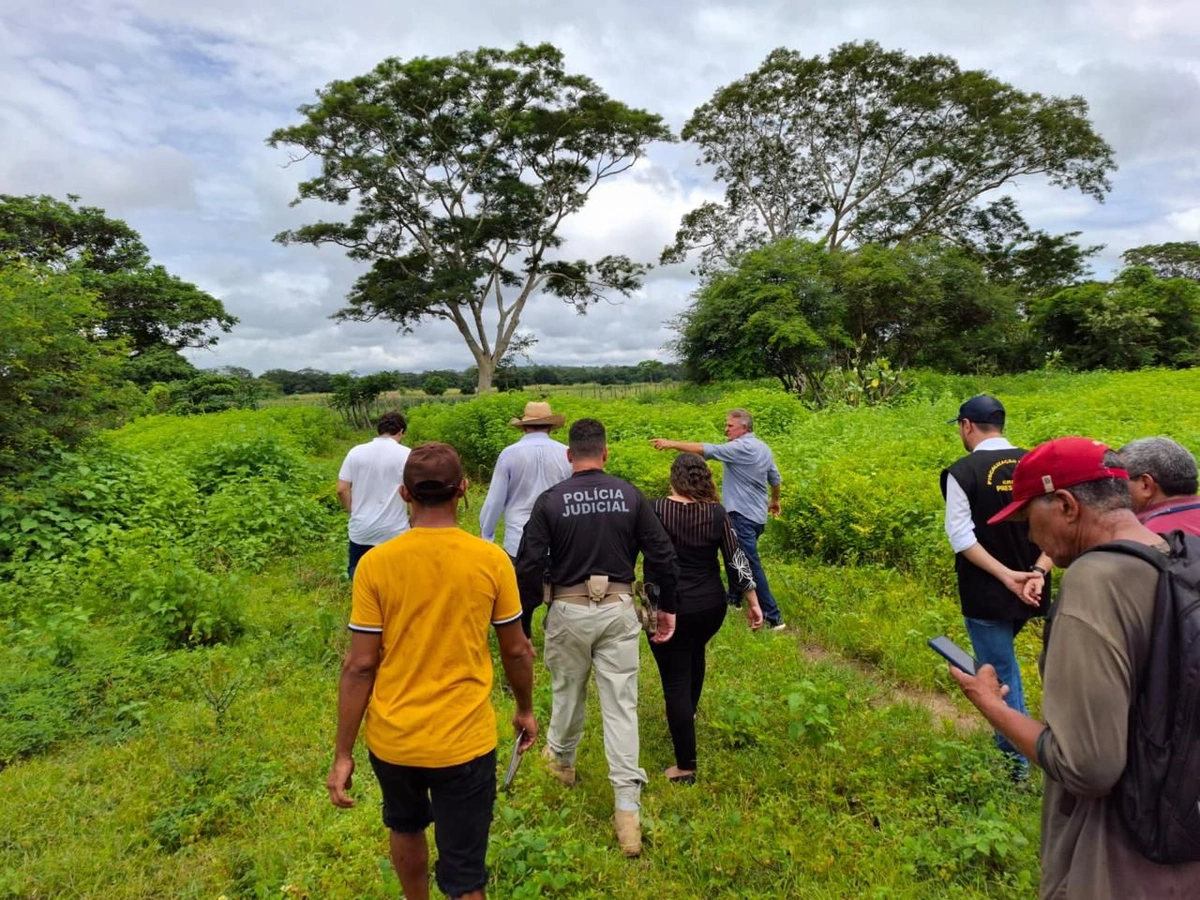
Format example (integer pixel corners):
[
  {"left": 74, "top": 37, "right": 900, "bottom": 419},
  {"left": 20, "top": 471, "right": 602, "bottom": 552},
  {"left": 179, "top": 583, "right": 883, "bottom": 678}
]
[{"left": 649, "top": 603, "right": 726, "bottom": 770}]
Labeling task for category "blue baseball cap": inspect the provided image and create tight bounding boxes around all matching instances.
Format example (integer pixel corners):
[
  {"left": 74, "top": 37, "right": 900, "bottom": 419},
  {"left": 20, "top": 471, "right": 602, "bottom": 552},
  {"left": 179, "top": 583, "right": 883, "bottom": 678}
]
[{"left": 948, "top": 395, "right": 1005, "bottom": 426}]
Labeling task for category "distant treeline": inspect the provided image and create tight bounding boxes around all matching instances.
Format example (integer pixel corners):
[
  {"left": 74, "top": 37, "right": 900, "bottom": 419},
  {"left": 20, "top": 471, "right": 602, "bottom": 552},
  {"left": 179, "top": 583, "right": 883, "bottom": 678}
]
[{"left": 250, "top": 360, "right": 683, "bottom": 396}]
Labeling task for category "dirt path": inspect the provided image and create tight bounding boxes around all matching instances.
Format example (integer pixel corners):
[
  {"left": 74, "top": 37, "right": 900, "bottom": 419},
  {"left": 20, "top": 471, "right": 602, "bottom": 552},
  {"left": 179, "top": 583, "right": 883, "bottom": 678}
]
[{"left": 797, "top": 641, "right": 984, "bottom": 733}]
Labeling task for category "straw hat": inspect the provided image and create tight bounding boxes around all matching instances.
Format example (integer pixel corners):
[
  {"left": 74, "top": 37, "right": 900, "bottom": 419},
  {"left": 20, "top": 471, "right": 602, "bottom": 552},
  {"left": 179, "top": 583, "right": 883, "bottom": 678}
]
[{"left": 509, "top": 401, "right": 565, "bottom": 429}]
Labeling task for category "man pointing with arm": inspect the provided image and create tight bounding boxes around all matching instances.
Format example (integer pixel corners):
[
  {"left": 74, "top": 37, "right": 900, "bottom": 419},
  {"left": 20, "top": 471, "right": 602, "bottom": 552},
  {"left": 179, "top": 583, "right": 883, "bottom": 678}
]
[{"left": 652, "top": 408, "right": 785, "bottom": 629}]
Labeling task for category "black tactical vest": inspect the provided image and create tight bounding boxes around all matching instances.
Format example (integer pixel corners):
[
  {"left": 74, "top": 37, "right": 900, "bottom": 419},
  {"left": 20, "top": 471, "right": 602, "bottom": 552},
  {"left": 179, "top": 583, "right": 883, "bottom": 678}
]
[{"left": 940, "top": 448, "right": 1048, "bottom": 621}]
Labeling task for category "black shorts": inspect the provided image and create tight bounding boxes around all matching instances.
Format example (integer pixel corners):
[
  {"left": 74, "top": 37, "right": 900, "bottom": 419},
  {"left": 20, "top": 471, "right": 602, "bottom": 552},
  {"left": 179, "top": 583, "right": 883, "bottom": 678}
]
[{"left": 368, "top": 748, "right": 497, "bottom": 897}]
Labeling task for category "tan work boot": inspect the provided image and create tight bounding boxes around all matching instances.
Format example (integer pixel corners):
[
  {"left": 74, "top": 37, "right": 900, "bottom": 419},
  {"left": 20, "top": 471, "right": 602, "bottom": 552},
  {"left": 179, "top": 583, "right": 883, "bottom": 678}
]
[
  {"left": 540, "top": 744, "right": 576, "bottom": 787},
  {"left": 614, "top": 809, "right": 642, "bottom": 857}
]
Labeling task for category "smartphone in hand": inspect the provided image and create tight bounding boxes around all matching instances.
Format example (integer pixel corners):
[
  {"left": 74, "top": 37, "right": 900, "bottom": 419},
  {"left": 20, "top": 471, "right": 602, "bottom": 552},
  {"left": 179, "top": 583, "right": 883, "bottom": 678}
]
[{"left": 928, "top": 636, "right": 978, "bottom": 676}]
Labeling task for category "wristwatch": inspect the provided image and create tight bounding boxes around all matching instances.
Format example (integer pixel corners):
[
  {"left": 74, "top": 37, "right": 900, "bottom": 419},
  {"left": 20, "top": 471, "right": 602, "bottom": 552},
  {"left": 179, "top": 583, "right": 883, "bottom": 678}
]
[{"left": 1030, "top": 565, "right": 1049, "bottom": 577}]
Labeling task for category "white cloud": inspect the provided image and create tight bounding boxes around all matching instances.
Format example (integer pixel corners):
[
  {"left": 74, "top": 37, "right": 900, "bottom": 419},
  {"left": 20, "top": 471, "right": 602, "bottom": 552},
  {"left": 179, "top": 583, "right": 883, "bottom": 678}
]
[{"left": 3, "top": 0, "right": 1199, "bottom": 375}]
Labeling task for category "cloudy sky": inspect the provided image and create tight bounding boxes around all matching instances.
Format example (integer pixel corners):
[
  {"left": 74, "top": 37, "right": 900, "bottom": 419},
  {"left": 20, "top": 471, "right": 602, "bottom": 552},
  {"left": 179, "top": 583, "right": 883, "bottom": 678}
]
[{"left": 3, "top": 0, "right": 1198, "bottom": 375}]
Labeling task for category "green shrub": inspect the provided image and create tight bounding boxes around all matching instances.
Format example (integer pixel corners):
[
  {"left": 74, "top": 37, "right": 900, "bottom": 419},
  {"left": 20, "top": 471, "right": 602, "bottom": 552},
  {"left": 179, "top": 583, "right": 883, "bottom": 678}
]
[
  {"left": 185, "top": 434, "right": 311, "bottom": 494},
  {"left": 193, "top": 477, "right": 336, "bottom": 571},
  {"left": 119, "top": 548, "right": 245, "bottom": 648},
  {"left": 0, "top": 447, "right": 200, "bottom": 567}
]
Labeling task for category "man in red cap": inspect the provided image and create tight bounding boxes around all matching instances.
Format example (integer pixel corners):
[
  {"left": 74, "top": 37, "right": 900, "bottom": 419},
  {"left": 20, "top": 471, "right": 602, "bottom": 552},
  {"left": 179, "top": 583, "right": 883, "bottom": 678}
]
[
  {"left": 327, "top": 442, "right": 537, "bottom": 900},
  {"left": 949, "top": 437, "right": 1200, "bottom": 898},
  {"left": 940, "top": 394, "right": 1051, "bottom": 778}
]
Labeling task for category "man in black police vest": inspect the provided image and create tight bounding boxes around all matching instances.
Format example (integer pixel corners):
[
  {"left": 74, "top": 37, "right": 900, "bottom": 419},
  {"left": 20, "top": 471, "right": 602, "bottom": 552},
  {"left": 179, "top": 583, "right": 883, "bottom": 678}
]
[
  {"left": 940, "top": 395, "right": 1052, "bottom": 779},
  {"left": 515, "top": 418, "right": 678, "bottom": 858}
]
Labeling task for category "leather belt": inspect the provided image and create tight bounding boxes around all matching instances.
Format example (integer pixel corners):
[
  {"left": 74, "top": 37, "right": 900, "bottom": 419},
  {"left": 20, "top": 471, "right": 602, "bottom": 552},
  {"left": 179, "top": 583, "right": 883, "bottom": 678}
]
[{"left": 552, "top": 580, "right": 632, "bottom": 605}]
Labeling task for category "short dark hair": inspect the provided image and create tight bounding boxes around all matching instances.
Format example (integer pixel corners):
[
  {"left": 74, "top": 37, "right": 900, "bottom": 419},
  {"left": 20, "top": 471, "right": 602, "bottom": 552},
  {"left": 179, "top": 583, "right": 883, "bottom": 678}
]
[
  {"left": 569, "top": 418, "right": 606, "bottom": 459},
  {"left": 1118, "top": 437, "right": 1199, "bottom": 497},
  {"left": 377, "top": 411, "right": 407, "bottom": 436},
  {"left": 1036, "top": 450, "right": 1132, "bottom": 514}
]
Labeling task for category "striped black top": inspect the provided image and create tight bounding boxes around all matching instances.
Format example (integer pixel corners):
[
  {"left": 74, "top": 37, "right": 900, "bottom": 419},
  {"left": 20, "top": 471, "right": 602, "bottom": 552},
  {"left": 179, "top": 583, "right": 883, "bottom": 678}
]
[{"left": 645, "top": 498, "right": 755, "bottom": 614}]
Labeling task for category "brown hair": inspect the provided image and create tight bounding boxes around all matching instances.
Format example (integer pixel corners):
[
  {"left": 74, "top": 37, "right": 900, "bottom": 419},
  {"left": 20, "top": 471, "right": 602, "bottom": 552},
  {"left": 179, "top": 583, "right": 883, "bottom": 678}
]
[{"left": 670, "top": 453, "right": 720, "bottom": 503}]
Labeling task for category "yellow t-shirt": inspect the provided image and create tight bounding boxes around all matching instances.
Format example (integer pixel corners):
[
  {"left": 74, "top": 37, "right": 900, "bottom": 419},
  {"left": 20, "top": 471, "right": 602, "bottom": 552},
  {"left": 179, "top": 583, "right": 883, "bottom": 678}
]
[{"left": 349, "top": 526, "right": 522, "bottom": 768}]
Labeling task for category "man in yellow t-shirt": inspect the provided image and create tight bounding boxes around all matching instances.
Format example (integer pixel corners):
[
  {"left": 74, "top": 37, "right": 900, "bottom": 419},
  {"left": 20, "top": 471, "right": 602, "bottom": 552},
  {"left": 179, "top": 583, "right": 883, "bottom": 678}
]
[{"left": 327, "top": 442, "right": 537, "bottom": 900}]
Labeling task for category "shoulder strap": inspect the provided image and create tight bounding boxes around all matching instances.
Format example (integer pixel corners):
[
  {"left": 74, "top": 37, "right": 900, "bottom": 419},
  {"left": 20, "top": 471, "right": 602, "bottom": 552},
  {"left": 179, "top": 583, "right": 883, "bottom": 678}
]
[
  {"left": 1142, "top": 501, "right": 1200, "bottom": 524},
  {"left": 1079, "top": 538, "right": 1174, "bottom": 572}
]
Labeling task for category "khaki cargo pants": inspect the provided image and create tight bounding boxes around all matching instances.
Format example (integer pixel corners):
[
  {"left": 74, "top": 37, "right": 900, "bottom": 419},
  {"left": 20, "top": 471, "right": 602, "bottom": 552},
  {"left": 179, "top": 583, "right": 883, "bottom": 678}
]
[{"left": 543, "top": 582, "right": 646, "bottom": 811}]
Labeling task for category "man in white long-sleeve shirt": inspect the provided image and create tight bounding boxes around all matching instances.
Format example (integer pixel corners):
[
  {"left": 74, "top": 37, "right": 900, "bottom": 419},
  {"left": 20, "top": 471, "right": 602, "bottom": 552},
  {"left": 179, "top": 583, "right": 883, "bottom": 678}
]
[
  {"left": 480, "top": 403, "right": 571, "bottom": 623},
  {"left": 939, "top": 395, "right": 1051, "bottom": 778}
]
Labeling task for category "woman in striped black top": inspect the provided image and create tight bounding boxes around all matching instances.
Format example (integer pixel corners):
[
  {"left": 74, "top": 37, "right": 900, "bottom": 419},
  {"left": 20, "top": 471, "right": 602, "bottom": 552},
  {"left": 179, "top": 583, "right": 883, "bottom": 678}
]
[{"left": 644, "top": 453, "right": 763, "bottom": 783}]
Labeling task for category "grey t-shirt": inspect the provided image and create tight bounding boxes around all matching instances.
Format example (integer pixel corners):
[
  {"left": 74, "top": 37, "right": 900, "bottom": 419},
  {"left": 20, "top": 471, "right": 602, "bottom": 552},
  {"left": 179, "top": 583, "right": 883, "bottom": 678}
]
[
  {"left": 1036, "top": 547, "right": 1200, "bottom": 899},
  {"left": 701, "top": 434, "right": 781, "bottom": 525}
]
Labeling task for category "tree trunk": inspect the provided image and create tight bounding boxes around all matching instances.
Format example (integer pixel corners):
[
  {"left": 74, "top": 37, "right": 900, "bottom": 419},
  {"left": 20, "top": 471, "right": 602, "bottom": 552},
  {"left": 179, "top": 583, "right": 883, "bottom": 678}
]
[{"left": 476, "top": 354, "right": 496, "bottom": 393}]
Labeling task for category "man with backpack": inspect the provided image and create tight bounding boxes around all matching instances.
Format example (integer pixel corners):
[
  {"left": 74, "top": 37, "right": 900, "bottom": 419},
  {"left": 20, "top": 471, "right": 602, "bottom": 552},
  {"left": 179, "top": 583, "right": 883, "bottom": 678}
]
[{"left": 948, "top": 436, "right": 1200, "bottom": 898}]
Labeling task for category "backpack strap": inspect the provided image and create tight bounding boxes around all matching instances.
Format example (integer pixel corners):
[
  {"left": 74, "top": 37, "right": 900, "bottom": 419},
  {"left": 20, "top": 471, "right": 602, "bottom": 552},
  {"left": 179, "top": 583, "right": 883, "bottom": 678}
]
[
  {"left": 1079, "top": 537, "right": 1175, "bottom": 571},
  {"left": 1043, "top": 537, "right": 1176, "bottom": 663}
]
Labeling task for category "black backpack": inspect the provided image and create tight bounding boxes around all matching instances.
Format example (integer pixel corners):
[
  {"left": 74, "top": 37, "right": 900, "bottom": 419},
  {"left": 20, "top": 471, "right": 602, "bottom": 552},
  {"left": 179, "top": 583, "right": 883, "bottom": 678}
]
[{"left": 1077, "top": 532, "right": 1200, "bottom": 863}]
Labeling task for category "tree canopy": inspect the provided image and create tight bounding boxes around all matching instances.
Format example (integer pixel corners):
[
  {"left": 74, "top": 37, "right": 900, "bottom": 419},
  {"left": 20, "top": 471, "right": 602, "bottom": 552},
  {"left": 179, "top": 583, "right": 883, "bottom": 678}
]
[
  {"left": 0, "top": 263, "right": 133, "bottom": 475},
  {"left": 664, "top": 41, "right": 1115, "bottom": 274},
  {"left": 1121, "top": 241, "right": 1200, "bottom": 282},
  {"left": 673, "top": 239, "right": 1024, "bottom": 404},
  {"left": 0, "top": 195, "right": 237, "bottom": 354},
  {"left": 1031, "top": 266, "right": 1200, "bottom": 370},
  {"left": 269, "top": 42, "right": 672, "bottom": 392}
]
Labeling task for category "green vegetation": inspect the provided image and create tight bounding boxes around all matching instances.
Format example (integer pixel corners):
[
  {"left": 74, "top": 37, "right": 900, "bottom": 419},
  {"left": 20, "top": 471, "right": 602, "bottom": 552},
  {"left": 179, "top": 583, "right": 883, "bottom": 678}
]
[{"left": 4, "top": 369, "right": 1197, "bottom": 897}]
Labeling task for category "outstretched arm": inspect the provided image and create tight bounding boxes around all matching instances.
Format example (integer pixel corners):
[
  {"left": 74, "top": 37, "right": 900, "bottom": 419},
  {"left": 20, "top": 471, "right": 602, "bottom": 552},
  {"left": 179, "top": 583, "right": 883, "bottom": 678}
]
[{"left": 650, "top": 439, "right": 704, "bottom": 454}]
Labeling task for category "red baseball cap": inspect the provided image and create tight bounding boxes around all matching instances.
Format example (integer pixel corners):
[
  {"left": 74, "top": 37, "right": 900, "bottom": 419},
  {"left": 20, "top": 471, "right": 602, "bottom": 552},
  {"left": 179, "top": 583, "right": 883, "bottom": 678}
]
[{"left": 987, "top": 436, "right": 1129, "bottom": 525}]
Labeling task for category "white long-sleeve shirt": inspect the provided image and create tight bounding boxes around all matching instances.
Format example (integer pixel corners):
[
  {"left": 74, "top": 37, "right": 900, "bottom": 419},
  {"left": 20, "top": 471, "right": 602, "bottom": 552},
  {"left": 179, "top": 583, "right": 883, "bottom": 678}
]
[
  {"left": 479, "top": 432, "right": 572, "bottom": 557},
  {"left": 944, "top": 436, "right": 1016, "bottom": 554}
]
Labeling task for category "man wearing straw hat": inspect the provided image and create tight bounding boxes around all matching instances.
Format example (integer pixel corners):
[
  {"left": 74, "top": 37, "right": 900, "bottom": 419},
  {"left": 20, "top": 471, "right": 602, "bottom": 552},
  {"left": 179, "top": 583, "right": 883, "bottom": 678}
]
[{"left": 481, "top": 402, "right": 572, "bottom": 607}]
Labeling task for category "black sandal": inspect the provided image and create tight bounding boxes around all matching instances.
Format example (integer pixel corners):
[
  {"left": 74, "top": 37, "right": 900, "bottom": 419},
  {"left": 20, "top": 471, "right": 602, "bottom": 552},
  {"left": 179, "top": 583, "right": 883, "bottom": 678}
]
[{"left": 664, "top": 767, "right": 696, "bottom": 785}]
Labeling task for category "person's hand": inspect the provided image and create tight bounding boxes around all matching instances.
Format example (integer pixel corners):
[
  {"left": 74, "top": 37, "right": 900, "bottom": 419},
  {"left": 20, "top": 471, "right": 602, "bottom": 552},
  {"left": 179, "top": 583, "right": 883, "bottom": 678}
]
[
  {"left": 327, "top": 754, "right": 356, "bottom": 808},
  {"left": 999, "top": 569, "right": 1039, "bottom": 601},
  {"left": 650, "top": 610, "right": 676, "bottom": 643},
  {"left": 526, "top": 636, "right": 537, "bottom": 659},
  {"left": 513, "top": 709, "right": 538, "bottom": 752},
  {"left": 1020, "top": 573, "right": 1044, "bottom": 607},
  {"left": 746, "top": 600, "right": 764, "bottom": 631},
  {"left": 767, "top": 499, "right": 781, "bottom": 517},
  {"left": 949, "top": 662, "right": 1009, "bottom": 715},
  {"left": 650, "top": 438, "right": 674, "bottom": 451}
]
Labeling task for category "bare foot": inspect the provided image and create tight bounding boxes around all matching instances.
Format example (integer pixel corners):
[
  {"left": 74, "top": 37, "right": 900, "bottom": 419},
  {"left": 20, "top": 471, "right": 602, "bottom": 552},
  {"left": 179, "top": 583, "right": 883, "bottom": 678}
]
[{"left": 664, "top": 765, "right": 696, "bottom": 783}]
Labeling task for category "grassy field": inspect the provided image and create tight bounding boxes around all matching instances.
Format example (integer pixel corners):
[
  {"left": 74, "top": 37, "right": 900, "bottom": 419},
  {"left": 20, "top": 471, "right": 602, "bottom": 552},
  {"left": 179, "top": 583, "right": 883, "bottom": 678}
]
[{"left": 4, "top": 368, "right": 1198, "bottom": 898}]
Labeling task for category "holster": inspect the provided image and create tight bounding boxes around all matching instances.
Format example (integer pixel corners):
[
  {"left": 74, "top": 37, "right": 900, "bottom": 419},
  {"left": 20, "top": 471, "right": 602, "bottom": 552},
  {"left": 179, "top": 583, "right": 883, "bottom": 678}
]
[{"left": 633, "top": 581, "right": 659, "bottom": 634}]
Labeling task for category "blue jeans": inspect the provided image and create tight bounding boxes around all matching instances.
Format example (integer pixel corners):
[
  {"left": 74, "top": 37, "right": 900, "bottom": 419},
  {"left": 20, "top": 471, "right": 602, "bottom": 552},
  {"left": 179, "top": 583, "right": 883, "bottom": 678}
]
[
  {"left": 964, "top": 617, "right": 1029, "bottom": 771},
  {"left": 347, "top": 540, "right": 375, "bottom": 580},
  {"left": 726, "top": 511, "right": 783, "bottom": 624}
]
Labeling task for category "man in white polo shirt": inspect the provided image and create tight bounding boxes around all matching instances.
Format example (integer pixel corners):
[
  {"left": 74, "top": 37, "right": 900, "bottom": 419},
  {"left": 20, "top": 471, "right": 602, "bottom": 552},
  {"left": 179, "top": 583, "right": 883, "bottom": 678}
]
[{"left": 337, "top": 410, "right": 411, "bottom": 579}]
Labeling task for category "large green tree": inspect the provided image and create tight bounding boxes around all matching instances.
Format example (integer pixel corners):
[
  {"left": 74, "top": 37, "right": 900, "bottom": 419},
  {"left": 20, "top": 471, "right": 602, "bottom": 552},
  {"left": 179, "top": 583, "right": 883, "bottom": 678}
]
[
  {"left": 664, "top": 41, "right": 1115, "bottom": 274},
  {"left": 674, "top": 239, "right": 1023, "bottom": 403},
  {"left": 1031, "top": 266, "right": 1200, "bottom": 370},
  {"left": 1121, "top": 241, "right": 1200, "bottom": 282},
  {"left": 0, "top": 195, "right": 237, "bottom": 354},
  {"left": 0, "top": 262, "right": 133, "bottom": 476},
  {"left": 269, "top": 43, "right": 672, "bottom": 392}
]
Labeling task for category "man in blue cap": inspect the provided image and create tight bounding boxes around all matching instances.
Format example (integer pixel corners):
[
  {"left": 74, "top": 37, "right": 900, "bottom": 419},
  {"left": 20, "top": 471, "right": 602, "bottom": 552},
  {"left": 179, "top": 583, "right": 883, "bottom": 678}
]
[{"left": 939, "top": 395, "right": 1052, "bottom": 779}]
